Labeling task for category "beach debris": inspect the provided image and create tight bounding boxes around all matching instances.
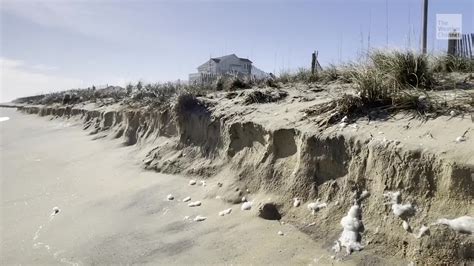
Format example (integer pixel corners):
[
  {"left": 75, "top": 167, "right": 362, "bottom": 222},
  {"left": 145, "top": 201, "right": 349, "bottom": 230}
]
[
  {"left": 307, "top": 222, "right": 316, "bottom": 227},
  {"left": 450, "top": 110, "right": 456, "bottom": 117},
  {"left": 307, "top": 199, "right": 327, "bottom": 215},
  {"left": 188, "top": 201, "right": 201, "bottom": 207},
  {"left": 194, "top": 215, "right": 207, "bottom": 222},
  {"left": 189, "top": 180, "right": 197, "bottom": 185},
  {"left": 339, "top": 122, "right": 348, "bottom": 129},
  {"left": 402, "top": 221, "right": 412, "bottom": 233},
  {"left": 199, "top": 180, "right": 206, "bottom": 186},
  {"left": 183, "top": 216, "right": 190, "bottom": 220},
  {"left": 293, "top": 198, "right": 301, "bottom": 207},
  {"left": 182, "top": 196, "right": 191, "bottom": 202},
  {"left": 217, "top": 182, "right": 223, "bottom": 187},
  {"left": 0, "top": 117, "right": 10, "bottom": 122},
  {"left": 219, "top": 208, "right": 232, "bottom": 216},
  {"left": 333, "top": 205, "right": 364, "bottom": 255},
  {"left": 241, "top": 201, "right": 253, "bottom": 211},
  {"left": 415, "top": 225, "right": 430, "bottom": 239},
  {"left": 241, "top": 196, "right": 247, "bottom": 202},
  {"left": 341, "top": 116, "right": 348, "bottom": 123},
  {"left": 278, "top": 231, "right": 284, "bottom": 236},
  {"left": 215, "top": 195, "right": 222, "bottom": 200},
  {"left": 433, "top": 216, "right": 474, "bottom": 234},
  {"left": 167, "top": 194, "right": 174, "bottom": 200}
]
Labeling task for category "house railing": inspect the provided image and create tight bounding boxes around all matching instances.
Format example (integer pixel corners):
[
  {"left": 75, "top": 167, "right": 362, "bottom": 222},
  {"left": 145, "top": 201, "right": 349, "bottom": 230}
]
[{"left": 189, "top": 71, "right": 261, "bottom": 86}]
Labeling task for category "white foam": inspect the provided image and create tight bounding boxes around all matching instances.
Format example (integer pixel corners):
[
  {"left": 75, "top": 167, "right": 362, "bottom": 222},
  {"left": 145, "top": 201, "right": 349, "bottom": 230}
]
[
  {"left": 241, "top": 201, "right": 252, "bottom": 210},
  {"left": 218, "top": 208, "right": 232, "bottom": 216},
  {"left": 415, "top": 225, "right": 430, "bottom": 239},
  {"left": 402, "top": 221, "right": 411, "bottom": 232},
  {"left": 392, "top": 203, "right": 415, "bottom": 218},
  {"left": 182, "top": 196, "right": 191, "bottom": 202},
  {"left": 188, "top": 201, "right": 201, "bottom": 207},
  {"left": 334, "top": 205, "right": 364, "bottom": 255},
  {"left": 307, "top": 199, "right": 327, "bottom": 215},
  {"left": 434, "top": 216, "right": 474, "bottom": 234},
  {"left": 0, "top": 117, "right": 10, "bottom": 122},
  {"left": 293, "top": 198, "right": 301, "bottom": 207},
  {"left": 383, "top": 191, "right": 416, "bottom": 218},
  {"left": 194, "top": 215, "right": 207, "bottom": 222}
]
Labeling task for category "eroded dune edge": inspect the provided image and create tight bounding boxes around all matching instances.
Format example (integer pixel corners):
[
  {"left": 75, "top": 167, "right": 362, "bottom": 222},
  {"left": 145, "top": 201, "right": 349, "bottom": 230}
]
[{"left": 16, "top": 93, "right": 473, "bottom": 264}]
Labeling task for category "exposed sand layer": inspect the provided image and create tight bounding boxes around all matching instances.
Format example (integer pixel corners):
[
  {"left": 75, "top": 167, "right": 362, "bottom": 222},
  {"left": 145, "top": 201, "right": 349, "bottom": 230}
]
[
  {"left": 9, "top": 83, "right": 474, "bottom": 264},
  {"left": 0, "top": 108, "right": 354, "bottom": 265}
]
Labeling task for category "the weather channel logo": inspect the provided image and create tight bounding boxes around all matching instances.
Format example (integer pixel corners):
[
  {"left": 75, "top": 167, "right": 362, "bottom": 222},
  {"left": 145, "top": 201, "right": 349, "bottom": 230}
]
[{"left": 436, "top": 14, "right": 462, "bottom": 40}]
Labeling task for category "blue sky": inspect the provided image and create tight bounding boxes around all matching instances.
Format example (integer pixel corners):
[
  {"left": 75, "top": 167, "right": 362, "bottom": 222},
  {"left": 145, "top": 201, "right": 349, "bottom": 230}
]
[{"left": 1, "top": 0, "right": 472, "bottom": 101}]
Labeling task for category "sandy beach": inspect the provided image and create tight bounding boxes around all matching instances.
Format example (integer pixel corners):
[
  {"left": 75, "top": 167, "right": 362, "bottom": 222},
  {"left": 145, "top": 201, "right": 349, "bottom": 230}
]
[{"left": 0, "top": 107, "right": 348, "bottom": 265}]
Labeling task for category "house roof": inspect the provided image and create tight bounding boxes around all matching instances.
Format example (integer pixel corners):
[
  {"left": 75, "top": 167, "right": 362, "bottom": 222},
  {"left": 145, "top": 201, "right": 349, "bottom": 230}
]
[{"left": 210, "top": 54, "right": 252, "bottom": 63}]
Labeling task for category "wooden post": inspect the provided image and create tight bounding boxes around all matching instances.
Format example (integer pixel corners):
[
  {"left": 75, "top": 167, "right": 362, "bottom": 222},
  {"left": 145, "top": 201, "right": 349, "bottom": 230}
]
[
  {"left": 448, "top": 35, "right": 457, "bottom": 56},
  {"left": 421, "top": 0, "right": 428, "bottom": 54},
  {"left": 311, "top": 51, "right": 318, "bottom": 76},
  {"left": 467, "top": 34, "right": 473, "bottom": 59}
]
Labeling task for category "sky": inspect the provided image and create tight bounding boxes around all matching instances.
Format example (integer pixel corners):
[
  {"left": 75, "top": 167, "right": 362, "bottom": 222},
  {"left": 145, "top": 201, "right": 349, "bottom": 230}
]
[{"left": 1, "top": 0, "right": 473, "bottom": 102}]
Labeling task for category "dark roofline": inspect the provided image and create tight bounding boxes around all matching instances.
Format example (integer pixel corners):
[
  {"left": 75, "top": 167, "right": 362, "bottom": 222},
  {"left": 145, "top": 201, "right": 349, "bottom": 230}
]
[{"left": 210, "top": 54, "right": 253, "bottom": 64}]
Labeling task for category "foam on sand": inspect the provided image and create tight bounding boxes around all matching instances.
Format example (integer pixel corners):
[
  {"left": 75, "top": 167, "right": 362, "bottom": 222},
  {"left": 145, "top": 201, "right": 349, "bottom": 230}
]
[
  {"left": 194, "top": 215, "right": 207, "bottom": 222},
  {"left": 241, "top": 201, "right": 252, "bottom": 210},
  {"left": 188, "top": 201, "right": 201, "bottom": 207},
  {"left": 333, "top": 205, "right": 364, "bottom": 255},
  {"left": 434, "top": 216, "right": 474, "bottom": 234},
  {"left": 218, "top": 208, "right": 232, "bottom": 216}
]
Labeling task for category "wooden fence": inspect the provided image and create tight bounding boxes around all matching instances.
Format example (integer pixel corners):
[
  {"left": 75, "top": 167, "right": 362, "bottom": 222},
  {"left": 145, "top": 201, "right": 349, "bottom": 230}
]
[{"left": 447, "top": 33, "right": 473, "bottom": 59}]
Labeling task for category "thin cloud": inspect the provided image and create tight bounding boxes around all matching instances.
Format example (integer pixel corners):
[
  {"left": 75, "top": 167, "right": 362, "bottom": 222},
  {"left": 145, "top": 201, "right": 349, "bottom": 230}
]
[{"left": 1, "top": 0, "right": 140, "bottom": 42}]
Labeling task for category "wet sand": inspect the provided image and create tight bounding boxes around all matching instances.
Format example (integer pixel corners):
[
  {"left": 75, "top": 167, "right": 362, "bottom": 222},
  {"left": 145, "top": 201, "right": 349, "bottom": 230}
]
[{"left": 0, "top": 108, "right": 345, "bottom": 265}]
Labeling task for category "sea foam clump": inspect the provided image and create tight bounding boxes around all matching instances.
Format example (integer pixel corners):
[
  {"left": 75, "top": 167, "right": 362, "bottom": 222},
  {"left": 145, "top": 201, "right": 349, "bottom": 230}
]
[
  {"left": 434, "top": 216, "right": 474, "bottom": 234},
  {"left": 333, "top": 205, "right": 364, "bottom": 255},
  {"left": 383, "top": 191, "right": 416, "bottom": 219},
  {"left": 307, "top": 199, "right": 327, "bottom": 215}
]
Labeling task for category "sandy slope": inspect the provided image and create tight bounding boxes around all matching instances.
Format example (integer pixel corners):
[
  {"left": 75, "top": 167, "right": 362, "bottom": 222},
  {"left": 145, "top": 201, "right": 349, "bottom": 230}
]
[{"left": 0, "top": 108, "right": 348, "bottom": 265}]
